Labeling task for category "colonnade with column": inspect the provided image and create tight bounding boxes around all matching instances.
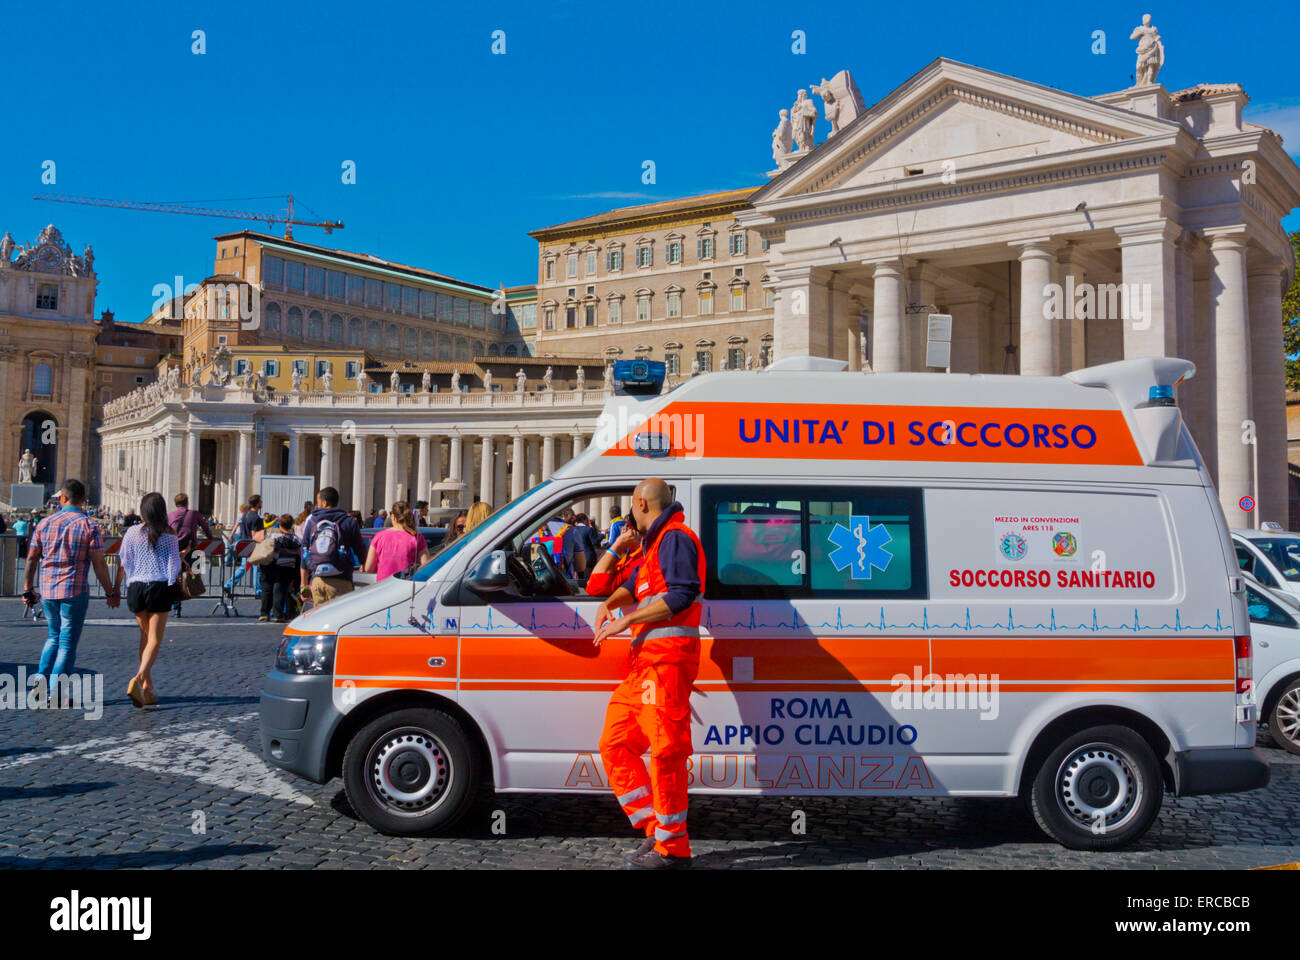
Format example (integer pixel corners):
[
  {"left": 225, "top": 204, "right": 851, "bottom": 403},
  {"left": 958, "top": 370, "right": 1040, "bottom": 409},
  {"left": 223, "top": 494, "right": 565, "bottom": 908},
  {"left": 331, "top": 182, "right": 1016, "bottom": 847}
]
[{"left": 771, "top": 220, "right": 1290, "bottom": 526}]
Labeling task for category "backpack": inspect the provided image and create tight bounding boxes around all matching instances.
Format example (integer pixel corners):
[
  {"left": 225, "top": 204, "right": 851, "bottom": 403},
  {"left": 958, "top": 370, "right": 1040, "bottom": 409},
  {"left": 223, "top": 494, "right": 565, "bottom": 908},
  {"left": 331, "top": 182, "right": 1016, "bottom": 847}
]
[{"left": 309, "top": 518, "right": 344, "bottom": 577}]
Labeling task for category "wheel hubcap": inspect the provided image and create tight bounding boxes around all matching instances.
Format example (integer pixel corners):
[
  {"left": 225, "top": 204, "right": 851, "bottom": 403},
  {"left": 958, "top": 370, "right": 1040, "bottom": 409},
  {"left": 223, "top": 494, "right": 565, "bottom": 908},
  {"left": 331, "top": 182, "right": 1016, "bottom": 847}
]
[
  {"left": 1056, "top": 742, "right": 1141, "bottom": 833},
  {"left": 1277, "top": 688, "right": 1300, "bottom": 745},
  {"left": 366, "top": 726, "right": 452, "bottom": 817}
]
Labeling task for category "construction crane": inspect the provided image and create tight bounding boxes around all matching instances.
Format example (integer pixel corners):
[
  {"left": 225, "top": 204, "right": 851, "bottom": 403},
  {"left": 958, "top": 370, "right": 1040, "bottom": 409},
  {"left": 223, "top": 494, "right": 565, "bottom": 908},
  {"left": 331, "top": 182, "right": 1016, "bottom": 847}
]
[{"left": 31, "top": 193, "right": 343, "bottom": 240}]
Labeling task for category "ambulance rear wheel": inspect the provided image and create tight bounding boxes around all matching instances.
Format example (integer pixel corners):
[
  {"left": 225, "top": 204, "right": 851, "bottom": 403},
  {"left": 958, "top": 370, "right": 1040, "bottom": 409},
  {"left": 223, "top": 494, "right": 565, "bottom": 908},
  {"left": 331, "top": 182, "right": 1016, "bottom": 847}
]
[
  {"left": 343, "top": 708, "right": 479, "bottom": 836},
  {"left": 1029, "top": 725, "right": 1162, "bottom": 850}
]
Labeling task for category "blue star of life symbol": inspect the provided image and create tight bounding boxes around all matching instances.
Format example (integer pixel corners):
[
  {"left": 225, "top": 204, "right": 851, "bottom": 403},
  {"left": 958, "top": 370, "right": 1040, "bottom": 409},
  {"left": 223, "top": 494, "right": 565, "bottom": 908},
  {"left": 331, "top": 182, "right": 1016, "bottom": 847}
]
[{"left": 827, "top": 515, "right": 893, "bottom": 580}]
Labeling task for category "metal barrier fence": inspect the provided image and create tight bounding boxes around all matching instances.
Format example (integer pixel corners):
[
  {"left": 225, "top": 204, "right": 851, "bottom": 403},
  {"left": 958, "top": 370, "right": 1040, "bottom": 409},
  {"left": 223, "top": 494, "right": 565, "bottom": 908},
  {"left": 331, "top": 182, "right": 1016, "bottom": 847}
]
[{"left": 0, "top": 535, "right": 271, "bottom": 614}]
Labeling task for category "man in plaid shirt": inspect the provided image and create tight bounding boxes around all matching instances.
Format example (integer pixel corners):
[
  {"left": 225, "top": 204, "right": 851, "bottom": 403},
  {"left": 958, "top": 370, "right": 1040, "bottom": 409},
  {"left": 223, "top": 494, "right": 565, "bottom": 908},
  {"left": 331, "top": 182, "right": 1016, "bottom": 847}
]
[{"left": 23, "top": 479, "right": 118, "bottom": 700}]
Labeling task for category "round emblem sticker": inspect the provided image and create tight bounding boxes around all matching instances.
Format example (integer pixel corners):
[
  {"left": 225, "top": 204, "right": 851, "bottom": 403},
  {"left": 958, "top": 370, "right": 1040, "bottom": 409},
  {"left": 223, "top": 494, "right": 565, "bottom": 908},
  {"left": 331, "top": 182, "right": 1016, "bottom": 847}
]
[
  {"left": 1239, "top": 495, "right": 1255, "bottom": 512},
  {"left": 1051, "top": 531, "right": 1078, "bottom": 558},
  {"left": 999, "top": 532, "right": 1028, "bottom": 561}
]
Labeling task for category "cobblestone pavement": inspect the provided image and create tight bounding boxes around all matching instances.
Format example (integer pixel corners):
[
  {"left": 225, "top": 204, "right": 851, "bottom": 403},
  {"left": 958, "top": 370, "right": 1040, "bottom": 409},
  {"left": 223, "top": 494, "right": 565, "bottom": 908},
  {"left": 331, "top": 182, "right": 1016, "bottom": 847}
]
[{"left": 1, "top": 598, "right": 1296, "bottom": 870}]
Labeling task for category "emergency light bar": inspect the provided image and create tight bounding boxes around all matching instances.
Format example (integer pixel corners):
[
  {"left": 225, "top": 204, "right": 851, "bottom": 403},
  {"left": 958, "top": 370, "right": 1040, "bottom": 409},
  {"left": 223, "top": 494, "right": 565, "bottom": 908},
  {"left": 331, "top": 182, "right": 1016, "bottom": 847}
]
[{"left": 612, "top": 359, "right": 665, "bottom": 396}]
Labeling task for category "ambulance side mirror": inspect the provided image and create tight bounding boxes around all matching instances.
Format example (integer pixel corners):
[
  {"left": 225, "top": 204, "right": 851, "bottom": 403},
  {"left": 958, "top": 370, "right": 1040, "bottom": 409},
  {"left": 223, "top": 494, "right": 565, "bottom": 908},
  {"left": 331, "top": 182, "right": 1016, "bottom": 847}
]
[{"left": 466, "top": 550, "right": 511, "bottom": 593}]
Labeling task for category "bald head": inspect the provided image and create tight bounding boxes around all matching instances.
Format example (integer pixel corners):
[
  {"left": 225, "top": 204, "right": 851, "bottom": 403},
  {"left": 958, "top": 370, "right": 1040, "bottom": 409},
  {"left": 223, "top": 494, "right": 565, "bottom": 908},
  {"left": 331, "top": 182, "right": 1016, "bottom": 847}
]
[{"left": 630, "top": 477, "right": 672, "bottom": 533}]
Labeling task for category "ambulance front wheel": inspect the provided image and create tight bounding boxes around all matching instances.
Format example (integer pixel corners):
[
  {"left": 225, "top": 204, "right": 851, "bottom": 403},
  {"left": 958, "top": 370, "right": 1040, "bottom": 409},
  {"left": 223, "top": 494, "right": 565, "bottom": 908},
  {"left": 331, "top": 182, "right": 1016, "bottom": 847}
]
[
  {"left": 1029, "top": 725, "right": 1163, "bottom": 851},
  {"left": 343, "top": 707, "right": 480, "bottom": 836}
]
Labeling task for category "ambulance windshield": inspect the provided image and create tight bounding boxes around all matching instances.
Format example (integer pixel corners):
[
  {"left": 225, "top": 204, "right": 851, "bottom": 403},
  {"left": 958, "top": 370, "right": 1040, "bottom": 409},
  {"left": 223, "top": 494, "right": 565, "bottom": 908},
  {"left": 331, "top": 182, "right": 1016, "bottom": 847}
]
[{"left": 408, "top": 482, "right": 553, "bottom": 582}]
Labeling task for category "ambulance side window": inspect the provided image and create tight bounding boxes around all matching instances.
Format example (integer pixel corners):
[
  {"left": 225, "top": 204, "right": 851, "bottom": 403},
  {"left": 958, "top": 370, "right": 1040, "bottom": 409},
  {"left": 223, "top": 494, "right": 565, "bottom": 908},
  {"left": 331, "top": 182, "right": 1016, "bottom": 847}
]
[{"left": 701, "top": 485, "right": 927, "bottom": 600}]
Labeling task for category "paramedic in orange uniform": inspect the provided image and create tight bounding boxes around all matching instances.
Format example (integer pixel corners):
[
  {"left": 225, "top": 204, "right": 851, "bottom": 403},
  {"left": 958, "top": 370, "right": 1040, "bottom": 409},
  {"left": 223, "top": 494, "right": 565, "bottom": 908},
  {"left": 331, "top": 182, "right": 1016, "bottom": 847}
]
[{"left": 593, "top": 478, "right": 705, "bottom": 870}]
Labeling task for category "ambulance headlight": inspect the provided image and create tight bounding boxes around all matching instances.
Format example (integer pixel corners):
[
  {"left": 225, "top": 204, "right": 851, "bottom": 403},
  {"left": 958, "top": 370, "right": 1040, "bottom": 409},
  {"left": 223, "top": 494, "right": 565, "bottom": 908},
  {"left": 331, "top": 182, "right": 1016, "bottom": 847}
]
[{"left": 275, "top": 634, "right": 336, "bottom": 675}]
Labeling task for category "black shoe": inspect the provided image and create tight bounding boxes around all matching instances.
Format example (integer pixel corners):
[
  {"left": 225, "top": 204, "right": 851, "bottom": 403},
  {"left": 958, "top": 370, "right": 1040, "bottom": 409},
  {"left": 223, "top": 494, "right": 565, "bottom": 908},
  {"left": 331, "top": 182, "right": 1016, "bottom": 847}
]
[
  {"left": 625, "top": 836, "right": 656, "bottom": 862},
  {"left": 624, "top": 849, "right": 691, "bottom": 870}
]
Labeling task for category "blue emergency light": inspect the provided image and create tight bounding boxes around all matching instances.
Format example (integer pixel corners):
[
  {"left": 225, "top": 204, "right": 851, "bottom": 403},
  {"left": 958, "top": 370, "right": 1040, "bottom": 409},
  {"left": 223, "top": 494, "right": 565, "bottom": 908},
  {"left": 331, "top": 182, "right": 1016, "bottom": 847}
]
[
  {"left": 1147, "top": 384, "right": 1175, "bottom": 407},
  {"left": 612, "top": 359, "right": 666, "bottom": 395}
]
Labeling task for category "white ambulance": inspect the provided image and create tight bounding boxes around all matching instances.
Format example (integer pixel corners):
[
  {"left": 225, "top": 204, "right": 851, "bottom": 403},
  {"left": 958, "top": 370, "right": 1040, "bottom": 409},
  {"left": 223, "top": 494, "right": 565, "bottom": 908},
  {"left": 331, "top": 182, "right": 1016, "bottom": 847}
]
[{"left": 259, "top": 355, "right": 1267, "bottom": 850}]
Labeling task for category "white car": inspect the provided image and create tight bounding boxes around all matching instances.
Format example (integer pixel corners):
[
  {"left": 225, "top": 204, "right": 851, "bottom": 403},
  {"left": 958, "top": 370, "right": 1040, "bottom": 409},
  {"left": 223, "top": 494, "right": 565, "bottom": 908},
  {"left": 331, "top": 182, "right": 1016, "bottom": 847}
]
[
  {"left": 1231, "top": 529, "right": 1300, "bottom": 605},
  {"left": 1244, "top": 579, "right": 1300, "bottom": 754}
]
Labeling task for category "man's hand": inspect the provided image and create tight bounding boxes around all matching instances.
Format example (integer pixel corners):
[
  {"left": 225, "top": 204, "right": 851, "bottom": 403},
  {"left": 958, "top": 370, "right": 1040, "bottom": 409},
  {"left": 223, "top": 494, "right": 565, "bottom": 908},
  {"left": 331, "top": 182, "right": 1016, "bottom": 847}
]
[
  {"left": 593, "top": 601, "right": 615, "bottom": 633},
  {"left": 593, "top": 613, "right": 630, "bottom": 648},
  {"left": 612, "top": 527, "right": 639, "bottom": 554}
]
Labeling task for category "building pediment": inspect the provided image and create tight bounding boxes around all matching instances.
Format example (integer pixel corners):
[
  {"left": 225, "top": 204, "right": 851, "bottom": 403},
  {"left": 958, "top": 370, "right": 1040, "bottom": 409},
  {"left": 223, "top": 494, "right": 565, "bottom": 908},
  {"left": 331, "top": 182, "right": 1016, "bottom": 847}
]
[{"left": 758, "top": 58, "right": 1185, "bottom": 201}]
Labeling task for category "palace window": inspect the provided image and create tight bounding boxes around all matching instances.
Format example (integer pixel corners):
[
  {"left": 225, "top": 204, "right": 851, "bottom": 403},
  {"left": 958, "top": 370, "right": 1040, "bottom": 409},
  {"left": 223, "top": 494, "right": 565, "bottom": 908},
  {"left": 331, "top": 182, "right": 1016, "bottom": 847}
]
[
  {"left": 420, "top": 290, "right": 437, "bottom": 318},
  {"left": 421, "top": 331, "right": 435, "bottom": 360},
  {"left": 348, "top": 316, "right": 362, "bottom": 346},
  {"left": 608, "top": 300, "right": 621, "bottom": 324},
  {"left": 666, "top": 291, "right": 681, "bottom": 318},
  {"left": 695, "top": 350, "right": 712, "bottom": 373},
  {"left": 637, "top": 294, "right": 650, "bottom": 322},
  {"left": 384, "top": 283, "right": 402, "bottom": 312},
  {"left": 36, "top": 284, "right": 57, "bottom": 310},
  {"left": 292, "top": 359, "right": 308, "bottom": 377},
  {"left": 520, "top": 303, "right": 537, "bottom": 329},
  {"left": 585, "top": 303, "right": 597, "bottom": 327},
  {"left": 315, "top": 359, "right": 330, "bottom": 378},
  {"left": 586, "top": 252, "right": 597, "bottom": 275},
  {"left": 697, "top": 237, "right": 714, "bottom": 260},
  {"left": 285, "top": 261, "right": 305, "bottom": 291},
  {"left": 729, "top": 233, "right": 746, "bottom": 256},
  {"left": 263, "top": 359, "right": 280, "bottom": 377},
  {"left": 327, "top": 270, "right": 346, "bottom": 300},
  {"left": 454, "top": 298, "right": 469, "bottom": 324},
  {"left": 666, "top": 240, "right": 682, "bottom": 264},
  {"left": 365, "top": 278, "right": 383, "bottom": 308},
  {"left": 470, "top": 300, "right": 486, "bottom": 328},
  {"left": 545, "top": 259, "right": 554, "bottom": 280},
  {"left": 566, "top": 306, "right": 576, "bottom": 329},
  {"left": 235, "top": 359, "right": 250, "bottom": 376},
  {"left": 699, "top": 290, "right": 714, "bottom": 315},
  {"left": 665, "top": 352, "right": 680, "bottom": 375},
  {"left": 345, "top": 360, "right": 361, "bottom": 379},
  {"left": 286, "top": 306, "right": 303, "bottom": 336},
  {"left": 31, "top": 362, "right": 52, "bottom": 396},
  {"left": 402, "top": 286, "right": 419, "bottom": 316},
  {"left": 366, "top": 319, "right": 382, "bottom": 350},
  {"left": 263, "top": 255, "right": 284, "bottom": 288},
  {"left": 607, "top": 249, "right": 623, "bottom": 272},
  {"left": 728, "top": 347, "right": 746, "bottom": 369},
  {"left": 636, "top": 244, "right": 653, "bottom": 268},
  {"left": 306, "top": 266, "right": 325, "bottom": 297},
  {"left": 404, "top": 327, "right": 418, "bottom": 354},
  {"left": 385, "top": 324, "right": 400, "bottom": 351},
  {"left": 567, "top": 254, "right": 578, "bottom": 278},
  {"left": 544, "top": 307, "right": 555, "bottom": 330},
  {"left": 731, "top": 288, "right": 745, "bottom": 312},
  {"left": 307, "top": 310, "right": 324, "bottom": 340},
  {"left": 347, "top": 274, "right": 364, "bottom": 305},
  {"left": 328, "top": 314, "right": 344, "bottom": 343},
  {"left": 264, "top": 302, "right": 282, "bottom": 333},
  {"left": 438, "top": 336, "right": 452, "bottom": 361}
]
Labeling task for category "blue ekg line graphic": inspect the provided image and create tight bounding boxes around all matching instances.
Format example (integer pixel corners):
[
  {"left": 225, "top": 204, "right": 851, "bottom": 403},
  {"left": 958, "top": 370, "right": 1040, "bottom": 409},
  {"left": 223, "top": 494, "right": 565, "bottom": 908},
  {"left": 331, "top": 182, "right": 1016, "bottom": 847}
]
[
  {"left": 367, "top": 607, "right": 395, "bottom": 631},
  {"left": 451, "top": 605, "right": 1229, "bottom": 634}
]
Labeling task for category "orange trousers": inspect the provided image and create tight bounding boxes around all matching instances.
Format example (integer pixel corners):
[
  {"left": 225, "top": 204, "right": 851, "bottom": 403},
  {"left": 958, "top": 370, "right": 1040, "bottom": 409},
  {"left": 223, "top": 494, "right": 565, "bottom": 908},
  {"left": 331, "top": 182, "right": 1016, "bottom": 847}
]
[{"left": 598, "top": 659, "right": 697, "bottom": 857}]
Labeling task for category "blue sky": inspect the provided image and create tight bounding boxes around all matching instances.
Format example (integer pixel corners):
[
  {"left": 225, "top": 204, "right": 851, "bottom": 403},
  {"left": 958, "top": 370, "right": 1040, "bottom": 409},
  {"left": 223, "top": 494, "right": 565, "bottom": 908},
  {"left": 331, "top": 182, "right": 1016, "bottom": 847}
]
[{"left": 2, "top": 0, "right": 1296, "bottom": 321}]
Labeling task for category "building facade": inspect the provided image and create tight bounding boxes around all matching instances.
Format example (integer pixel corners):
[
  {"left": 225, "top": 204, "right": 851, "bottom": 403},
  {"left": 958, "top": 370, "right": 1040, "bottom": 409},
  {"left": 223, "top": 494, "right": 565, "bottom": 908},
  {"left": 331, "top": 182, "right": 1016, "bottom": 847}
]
[
  {"left": 743, "top": 59, "right": 1300, "bottom": 526},
  {"left": 529, "top": 189, "right": 776, "bottom": 373},
  {"left": 99, "top": 53, "right": 1300, "bottom": 528},
  {"left": 0, "top": 225, "right": 100, "bottom": 502}
]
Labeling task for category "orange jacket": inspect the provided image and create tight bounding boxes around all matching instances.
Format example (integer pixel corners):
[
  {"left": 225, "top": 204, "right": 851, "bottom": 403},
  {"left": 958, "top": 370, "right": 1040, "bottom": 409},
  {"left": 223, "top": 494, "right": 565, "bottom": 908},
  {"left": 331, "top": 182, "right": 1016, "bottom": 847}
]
[{"left": 627, "top": 511, "right": 706, "bottom": 667}]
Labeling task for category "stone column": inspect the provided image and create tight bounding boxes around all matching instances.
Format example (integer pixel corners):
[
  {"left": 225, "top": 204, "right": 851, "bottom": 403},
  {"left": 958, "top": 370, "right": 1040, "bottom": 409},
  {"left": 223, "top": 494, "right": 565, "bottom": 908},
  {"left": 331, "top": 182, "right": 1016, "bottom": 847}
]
[
  {"left": 287, "top": 431, "right": 302, "bottom": 475},
  {"left": 526, "top": 437, "right": 540, "bottom": 487},
  {"left": 164, "top": 431, "right": 184, "bottom": 503},
  {"left": 66, "top": 353, "right": 89, "bottom": 481},
  {"left": 448, "top": 434, "right": 463, "bottom": 507},
  {"left": 384, "top": 435, "right": 399, "bottom": 511},
  {"left": 320, "top": 434, "right": 337, "bottom": 491},
  {"left": 1249, "top": 261, "right": 1287, "bottom": 527},
  {"left": 511, "top": 433, "right": 526, "bottom": 501},
  {"left": 1208, "top": 230, "right": 1252, "bottom": 521},
  {"left": 770, "top": 265, "right": 832, "bottom": 361},
  {"left": 907, "top": 264, "right": 942, "bottom": 370},
  {"left": 946, "top": 290, "right": 994, "bottom": 374},
  {"left": 1012, "top": 239, "right": 1058, "bottom": 376},
  {"left": 1118, "top": 221, "right": 1179, "bottom": 361},
  {"left": 480, "top": 434, "right": 495, "bottom": 507},
  {"left": 542, "top": 434, "right": 556, "bottom": 480},
  {"left": 1055, "top": 245, "right": 1089, "bottom": 373},
  {"left": 1191, "top": 261, "right": 1217, "bottom": 476},
  {"left": 493, "top": 439, "right": 507, "bottom": 507},
  {"left": 868, "top": 259, "right": 905, "bottom": 372},
  {"left": 185, "top": 429, "right": 201, "bottom": 512},
  {"left": 429, "top": 437, "right": 443, "bottom": 502},
  {"left": 352, "top": 436, "right": 369, "bottom": 514},
  {"left": 235, "top": 429, "right": 251, "bottom": 509},
  {"left": 416, "top": 435, "right": 431, "bottom": 507}
]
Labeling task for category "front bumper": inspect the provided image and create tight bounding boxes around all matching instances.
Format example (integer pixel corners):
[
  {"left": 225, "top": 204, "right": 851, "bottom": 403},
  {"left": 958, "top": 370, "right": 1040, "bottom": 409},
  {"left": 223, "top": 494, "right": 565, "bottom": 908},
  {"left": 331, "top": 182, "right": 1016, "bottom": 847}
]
[
  {"left": 1172, "top": 746, "right": 1270, "bottom": 797},
  {"left": 259, "top": 669, "right": 341, "bottom": 784}
]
